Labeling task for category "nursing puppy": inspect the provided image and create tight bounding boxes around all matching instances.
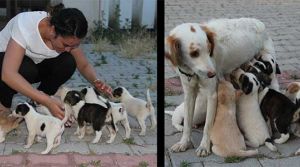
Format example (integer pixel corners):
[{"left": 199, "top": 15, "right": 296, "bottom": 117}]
[
  {"left": 165, "top": 94, "right": 207, "bottom": 132},
  {"left": 259, "top": 87, "right": 300, "bottom": 144},
  {"left": 211, "top": 80, "right": 258, "bottom": 157},
  {"left": 11, "top": 102, "right": 67, "bottom": 154},
  {"left": 64, "top": 90, "right": 116, "bottom": 143},
  {"left": 81, "top": 87, "right": 131, "bottom": 140},
  {"left": 112, "top": 87, "right": 156, "bottom": 136},
  {"left": 231, "top": 68, "right": 277, "bottom": 151}
]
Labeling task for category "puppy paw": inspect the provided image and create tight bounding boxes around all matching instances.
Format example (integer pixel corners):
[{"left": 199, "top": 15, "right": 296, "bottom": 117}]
[
  {"left": 91, "top": 139, "right": 99, "bottom": 144},
  {"left": 170, "top": 141, "right": 193, "bottom": 152},
  {"left": 139, "top": 132, "right": 146, "bottom": 136},
  {"left": 41, "top": 150, "right": 49, "bottom": 154},
  {"left": 150, "top": 125, "right": 156, "bottom": 130},
  {"left": 74, "top": 131, "right": 80, "bottom": 136},
  {"left": 24, "top": 144, "right": 32, "bottom": 149},
  {"left": 78, "top": 135, "right": 84, "bottom": 139},
  {"left": 195, "top": 146, "right": 211, "bottom": 157},
  {"left": 106, "top": 139, "right": 114, "bottom": 144}
]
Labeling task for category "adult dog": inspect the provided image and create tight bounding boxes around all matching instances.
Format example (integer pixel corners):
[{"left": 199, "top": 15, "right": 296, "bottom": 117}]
[{"left": 165, "top": 18, "right": 276, "bottom": 156}]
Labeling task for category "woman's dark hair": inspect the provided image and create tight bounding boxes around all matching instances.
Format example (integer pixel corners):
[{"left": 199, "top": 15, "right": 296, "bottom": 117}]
[{"left": 47, "top": 3, "right": 88, "bottom": 39}]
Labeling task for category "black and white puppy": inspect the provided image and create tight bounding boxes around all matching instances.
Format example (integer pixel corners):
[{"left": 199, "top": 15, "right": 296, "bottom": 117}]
[
  {"left": 64, "top": 90, "right": 116, "bottom": 143},
  {"left": 230, "top": 69, "right": 277, "bottom": 151},
  {"left": 113, "top": 87, "right": 156, "bottom": 136},
  {"left": 258, "top": 87, "right": 300, "bottom": 144},
  {"left": 81, "top": 87, "right": 131, "bottom": 140},
  {"left": 11, "top": 102, "right": 67, "bottom": 154}
]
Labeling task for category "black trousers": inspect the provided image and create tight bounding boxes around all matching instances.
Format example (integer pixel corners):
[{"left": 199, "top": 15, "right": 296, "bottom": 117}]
[{"left": 0, "top": 52, "right": 76, "bottom": 108}]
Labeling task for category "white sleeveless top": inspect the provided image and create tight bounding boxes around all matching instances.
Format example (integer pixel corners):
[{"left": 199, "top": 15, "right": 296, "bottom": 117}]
[{"left": 0, "top": 11, "right": 59, "bottom": 64}]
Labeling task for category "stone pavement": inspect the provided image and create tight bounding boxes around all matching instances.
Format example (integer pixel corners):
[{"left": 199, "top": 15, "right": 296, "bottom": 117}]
[
  {"left": 165, "top": 0, "right": 300, "bottom": 166},
  {"left": 0, "top": 44, "right": 157, "bottom": 166}
]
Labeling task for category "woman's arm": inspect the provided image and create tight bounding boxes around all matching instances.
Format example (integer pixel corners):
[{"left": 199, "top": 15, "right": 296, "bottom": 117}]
[
  {"left": 2, "top": 38, "right": 65, "bottom": 119},
  {"left": 70, "top": 47, "right": 112, "bottom": 96}
]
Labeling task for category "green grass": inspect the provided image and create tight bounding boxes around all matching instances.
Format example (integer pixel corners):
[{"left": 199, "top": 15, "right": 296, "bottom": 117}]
[
  {"left": 123, "top": 137, "right": 136, "bottom": 145},
  {"left": 138, "top": 161, "right": 149, "bottom": 167},
  {"left": 224, "top": 156, "right": 244, "bottom": 163},
  {"left": 180, "top": 161, "right": 191, "bottom": 167}
]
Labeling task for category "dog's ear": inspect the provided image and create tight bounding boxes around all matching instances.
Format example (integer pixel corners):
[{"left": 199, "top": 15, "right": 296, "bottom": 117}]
[
  {"left": 200, "top": 25, "right": 215, "bottom": 57},
  {"left": 287, "top": 83, "right": 300, "bottom": 94},
  {"left": 93, "top": 87, "right": 100, "bottom": 96},
  {"left": 80, "top": 88, "right": 87, "bottom": 96},
  {"left": 15, "top": 104, "right": 30, "bottom": 116},
  {"left": 240, "top": 74, "right": 253, "bottom": 95},
  {"left": 261, "top": 61, "right": 273, "bottom": 75},
  {"left": 276, "top": 63, "right": 281, "bottom": 74},
  {"left": 165, "top": 36, "right": 182, "bottom": 66},
  {"left": 230, "top": 73, "right": 240, "bottom": 89}
]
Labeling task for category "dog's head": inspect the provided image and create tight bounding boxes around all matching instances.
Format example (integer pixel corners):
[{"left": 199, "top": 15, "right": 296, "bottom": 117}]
[
  {"left": 112, "top": 87, "right": 131, "bottom": 101},
  {"left": 12, "top": 102, "right": 33, "bottom": 117},
  {"left": 285, "top": 82, "right": 300, "bottom": 103},
  {"left": 165, "top": 23, "right": 216, "bottom": 78},
  {"left": 230, "top": 68, "right": 260, "bottom": 95},
  {"left": 256, "top": 53, "right": 281, "bottom": 75},
  {"left": 64, "top": 90, "right": 84, "bottom": 106}
]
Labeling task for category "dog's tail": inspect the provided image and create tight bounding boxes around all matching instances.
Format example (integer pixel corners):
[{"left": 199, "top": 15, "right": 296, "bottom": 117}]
[
  {"left": 265, "top": 138, "right": 277, "bottom": 151},
  {"left": 146, "top": 89, "right": 153, "bottom": 111},
  {"left": 236, "top": 149, "right": 258, "bottom": 157},
  {"left": 146, "top": 89, "right": 156, "bottom": 129}
]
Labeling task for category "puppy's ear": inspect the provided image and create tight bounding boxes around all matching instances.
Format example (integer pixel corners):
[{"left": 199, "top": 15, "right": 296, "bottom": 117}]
[
  {"left": 240, "top": 74, "right": 253, "bottom": 95},
  {"left": 201, "top": 25, "right": 215, "bottom": 57},
  {"left": 16, "top": 104, "right": 30, "bottom": 116},
  {"left": 165, "top": 36, "right": 182, "bottom": 66},
  {"left": 93, "top": 88, "right": 100, "bottom": 95},
  {"left": 80, "top": 88, "right": 87, "bottom": 96},
  {"left": 230, "top": 73, "right": 240, "bottom": 89},
  {"left": 276, "top": 63, "right": 281, "bottom": 74}
]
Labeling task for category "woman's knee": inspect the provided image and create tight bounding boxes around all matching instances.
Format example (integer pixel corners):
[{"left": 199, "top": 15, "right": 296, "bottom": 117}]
[{"left": 55, "top": 52, "right": 76, "bottom": 76}]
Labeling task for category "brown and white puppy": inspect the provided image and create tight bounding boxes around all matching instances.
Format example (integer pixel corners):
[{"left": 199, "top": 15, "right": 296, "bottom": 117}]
[
  {"left": 112, "top": 87, "right": 156, "bottom": 136},
  {"left": 231, "top": 68, "right": 277, "bottom": 151},
  {"left": 259, "top": 87, "right": 300, "bottom": 144},
  {"left": 0, "top": 111, "right": 23, "bottom": 143},
  {"left": 211, "top": 80, "right": 258, "bottom": 157},
  {"left": 284, "top": 82, "right": 300, "bottom": 103}
]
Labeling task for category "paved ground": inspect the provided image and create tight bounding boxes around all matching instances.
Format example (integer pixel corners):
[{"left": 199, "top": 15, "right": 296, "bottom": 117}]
[
  {"left": 0, "top": 44, "right": 157, "bottom": 166},
  {"left": 165, "top": 0, "right": 300, "bottom": 167}
]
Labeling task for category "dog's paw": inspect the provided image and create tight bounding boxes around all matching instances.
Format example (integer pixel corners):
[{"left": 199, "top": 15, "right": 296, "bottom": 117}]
[
  {"left": 91, "top": 139, "right": 99, "bottom": 144},
  {"left": 139, "top": 131, "right": 146, "bottom": 136},
  {"left": 150, "top": 125, "right": 156, "bottom": 130},
  {"left": 170, "top": 141, "right": 193, "bottom": 152},
  {"left": 195, "top": 146, "right": 211, "bottom": 157},
  {"left": 0, "top": 137, "right": 5, "bottom": 143},
  {"left": 74, "top": 131, "right": 80, "bottom": 136},
  {"left": 41, "top": 150, "right": 49, "bottom": 154},
  {"left": 24, "top": 144, "right": 31, "bottom": 149},
  {"left": 78, "top": 135, "right": 84, "bottom": 139},
  {"left": 106, "top": 139, "right": 114, "bottom": 144}
]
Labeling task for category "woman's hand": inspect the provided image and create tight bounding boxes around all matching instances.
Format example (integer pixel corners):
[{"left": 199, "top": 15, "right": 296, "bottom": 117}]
[
  {"left": 45, "top": 97, "right": 65, "bottom": 120},
  {"left": 94, "top": 79, "right": 113, "bottom": 98}
]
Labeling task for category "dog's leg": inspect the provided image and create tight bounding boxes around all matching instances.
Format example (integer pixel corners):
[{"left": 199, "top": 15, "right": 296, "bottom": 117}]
[
  {"left": 106, "top": 125, "right": 116, "bottom": 143},
  {"left": 78, "top": 126, "right": 86, "bottom": 139},
  {"left": 137, "top": 117, "right": 147, "bottom": 136},
  {"left": 274, "top": 133, "right": 290, "bottom": 144},
  {"left": 150, "top": 110, "right": 157, "bottom": 130},
  {"left": 92, "top": 130, "right": 102, "bottom": 143},
  {"left": 170, "top": 78, "right": 197, "bottom": 153},
  {"left": 121, "top": 119, "right": 131, "bottom": 139},
  {"left": 24, "top": 132, "right": 36, "bottom": 149},
  {"left": 0, "top": 131, "right": 5, "bottom": 143},
  {"left": 196, "top": 80, "right": 217, "bottom": 157},
  {"left": 74, "top": 126, "right": 80, "bottom": 136},
  {"left": 53, "top": 135, "right": 62, "bottom": 148},
  {"left": 41, "top": 136, "right": 55, "bottom": 154}
]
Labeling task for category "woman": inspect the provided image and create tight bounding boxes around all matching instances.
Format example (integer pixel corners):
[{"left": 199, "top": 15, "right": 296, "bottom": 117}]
[{"left": 0, "top": 3, "right": 112, "bottom": 120}]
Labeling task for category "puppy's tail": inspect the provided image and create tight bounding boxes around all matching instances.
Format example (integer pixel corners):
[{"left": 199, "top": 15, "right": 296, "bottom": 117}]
[
  {"left": 146, "top": 89, "right": 153, "bottom": 112},
  {"left": 236, "top": 149, "right": 258, "bottom": 157},
  {"left": 265, "top": 138, "right": 277, "bottom": 151}
]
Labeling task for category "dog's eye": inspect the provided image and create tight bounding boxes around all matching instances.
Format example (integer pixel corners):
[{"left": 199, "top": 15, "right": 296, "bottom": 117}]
[{"left": 190, "top": 50, "right": 199, "bottom": 58}]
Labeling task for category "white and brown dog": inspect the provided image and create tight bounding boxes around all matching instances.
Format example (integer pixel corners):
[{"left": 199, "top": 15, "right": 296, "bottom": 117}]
[
  {"left": 165, "top": 18, "right": 276, "bottom": 156},
  {"left": 211, "top": 80, "right": 258, "bottom": 157},
  {"left": 80, "top": 87, "right": 131, "bottom": 140},
  {"left": 231, "top": 69, "right": 277, "bottom": 151},
  {"left": 112, "top": 87, "right": 156, "bottom": 136},
  {"left": 11, "top": 102, "right": 67, "bottom": 154}
]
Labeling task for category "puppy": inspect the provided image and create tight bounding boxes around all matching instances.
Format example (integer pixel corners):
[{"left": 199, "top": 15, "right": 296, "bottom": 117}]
[
  {"left": 113, "top": 87, "right": 156, "bottom": 136},
  {"left": 284, "top": 82, "right": 300, "bottom": 103},
  {"left": 0, "top": 111, "right": 23, "bottom": 143},
  {"left": 80, "top": 87, "right": 131, "bottom": 140},
  {"left": 11, "top": 102, "right": 67, "bottom": 154},
  {"left": 255, "top": 52, "right": 281, "bottom": 91},
  {"left": 64, "top": 90, "right": 116, "bottom": 143},
  {"left": 165, "top": 95, "right": 207, "bottom": 132},
  {"left": 231, "top": 68, "right": 277, "bottom": 151},
  {"left": 211, "top": 80, "right": 258, "bottom": 157},
  {"left": 259, "top": 87, "right": 300, "bottom": 144}
]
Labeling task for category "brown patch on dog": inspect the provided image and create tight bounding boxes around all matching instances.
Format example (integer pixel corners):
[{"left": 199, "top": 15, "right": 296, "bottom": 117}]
[
  {"left": 287, "top": 83, "right": 300, "bottom": 94},
  {"left": 190, "top": 26, "right": 196, "bottom": 32},
  {"left": 201, "top": 26, "right": 215, "bottom": 57},
  {"left": 240, "top": 62, "right": 252, "bottom": 72},
  {"left": 165, "top": 35, "right": 183, "bottom": 66}
]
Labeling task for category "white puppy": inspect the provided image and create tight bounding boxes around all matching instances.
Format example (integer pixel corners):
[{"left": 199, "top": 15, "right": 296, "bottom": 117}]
[
  {"left": 11, "top": 102, "right": 67, "bottom": 154},
  {"left": 211, "top": 80, "right": 258, "bottom": 157},
  {"left": 80, "top": 87, "right": 131, "bottom": 140},
  {"left": 112, "top": 87, "right": 156, "bottom": 136},
  {"left": 231, "top": 69, "right": 277, "bottom": 151},
  {"left": 165, "top": 94, "right": 206, "bottom": 132}
]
